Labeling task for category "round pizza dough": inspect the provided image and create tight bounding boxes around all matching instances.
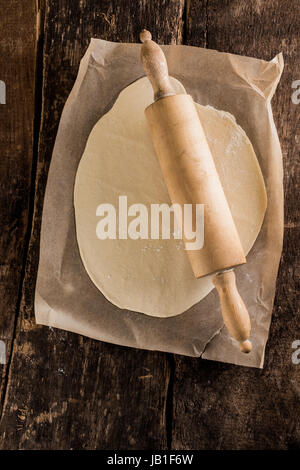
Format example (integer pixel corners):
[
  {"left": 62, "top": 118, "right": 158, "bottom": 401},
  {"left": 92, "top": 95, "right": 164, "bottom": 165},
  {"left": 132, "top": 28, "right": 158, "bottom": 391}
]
[{"left": 74, "top": 77, "right": 267, "bottom": 317}]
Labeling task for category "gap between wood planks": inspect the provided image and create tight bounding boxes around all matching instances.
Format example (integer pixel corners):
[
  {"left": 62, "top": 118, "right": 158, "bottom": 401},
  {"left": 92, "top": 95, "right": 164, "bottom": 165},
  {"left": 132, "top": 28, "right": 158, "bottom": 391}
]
[
  {"left": 165, "top": 1, "right": 194, "bottom": 448},
  {"left": 0, "top": 0, "right": 46, "bottom": 422}
]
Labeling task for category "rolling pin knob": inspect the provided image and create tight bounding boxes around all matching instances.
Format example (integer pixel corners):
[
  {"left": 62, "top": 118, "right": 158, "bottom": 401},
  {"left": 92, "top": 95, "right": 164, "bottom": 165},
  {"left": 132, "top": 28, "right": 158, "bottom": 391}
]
[
  {"left": 140, "top": 29, "right": 152, "bottom": 42},
  {"left": 140, "top": 29, "right": 175, "bottom": 101},
  {"left": 239, "top": 340, "right": 252, "bottom": 354},
  {"left": 213, "top": 270, "right": 252, "bottom": 353}
]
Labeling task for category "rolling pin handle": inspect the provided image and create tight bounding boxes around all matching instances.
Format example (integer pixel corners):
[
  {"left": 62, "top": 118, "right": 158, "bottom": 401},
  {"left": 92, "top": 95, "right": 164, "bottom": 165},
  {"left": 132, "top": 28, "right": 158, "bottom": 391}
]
[
  {"left": 140, "top": 29, "right": 175, "bottom": 101},
  {"left": 213, "top": 270, "right": 252, "bottom": 354}
]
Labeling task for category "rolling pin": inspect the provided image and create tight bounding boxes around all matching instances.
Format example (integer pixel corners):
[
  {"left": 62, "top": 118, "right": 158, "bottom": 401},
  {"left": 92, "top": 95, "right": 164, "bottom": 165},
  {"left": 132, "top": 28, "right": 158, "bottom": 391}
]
[{"left": 140, "top": 30, "right": 252, "bottom": 353}]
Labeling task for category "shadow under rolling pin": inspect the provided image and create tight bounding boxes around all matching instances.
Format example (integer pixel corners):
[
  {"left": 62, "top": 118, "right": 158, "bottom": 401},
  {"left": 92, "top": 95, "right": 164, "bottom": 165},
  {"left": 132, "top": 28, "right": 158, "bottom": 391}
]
[{"left": 140, "top": 29, "right": 252, "bottom": 354}]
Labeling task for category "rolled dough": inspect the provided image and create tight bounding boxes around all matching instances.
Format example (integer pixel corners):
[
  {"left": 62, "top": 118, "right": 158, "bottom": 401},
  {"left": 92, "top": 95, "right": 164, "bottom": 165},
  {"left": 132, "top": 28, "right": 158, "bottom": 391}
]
[{"left": 74, "top": 77, "right": 267, "bottom": 317}]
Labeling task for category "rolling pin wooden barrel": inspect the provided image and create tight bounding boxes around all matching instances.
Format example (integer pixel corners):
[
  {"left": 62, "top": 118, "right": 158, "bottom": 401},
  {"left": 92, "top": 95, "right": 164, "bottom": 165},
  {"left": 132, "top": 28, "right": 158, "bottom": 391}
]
[{"left": 140, "top": 30, "right": 252, "bottom": 353}]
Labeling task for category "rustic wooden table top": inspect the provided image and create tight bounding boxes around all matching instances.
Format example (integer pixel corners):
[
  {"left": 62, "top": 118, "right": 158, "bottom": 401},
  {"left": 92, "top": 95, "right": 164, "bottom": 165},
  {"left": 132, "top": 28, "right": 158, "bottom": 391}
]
[{"left": 0, "top": 0, "right": 299, "bottom": 450}]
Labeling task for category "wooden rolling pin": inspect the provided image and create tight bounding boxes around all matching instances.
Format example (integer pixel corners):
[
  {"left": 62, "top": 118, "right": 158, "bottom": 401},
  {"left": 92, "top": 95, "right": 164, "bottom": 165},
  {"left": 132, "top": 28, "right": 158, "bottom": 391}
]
[{"left": 140, "top": 30, "right": 252, "bottom": 353}]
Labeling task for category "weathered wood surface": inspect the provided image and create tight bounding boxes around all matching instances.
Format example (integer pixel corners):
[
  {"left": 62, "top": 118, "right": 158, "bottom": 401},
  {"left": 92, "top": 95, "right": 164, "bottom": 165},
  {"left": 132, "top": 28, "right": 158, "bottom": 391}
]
[
  {"left": 0, "top": 0, "right": 37, "bottom": 415},
  {"left": 0, "top": 0, "right": 299, "bottom": 450},
  {"left": 172, "top": 0, "right": 300, "bottom": 450},
  {"left": 0, "top": 0, "right": 185, "bottom": 450}
]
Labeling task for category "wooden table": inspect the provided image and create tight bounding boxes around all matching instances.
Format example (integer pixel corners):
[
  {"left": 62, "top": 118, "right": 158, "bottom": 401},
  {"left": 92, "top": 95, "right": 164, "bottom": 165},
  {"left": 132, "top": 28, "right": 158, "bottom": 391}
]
[{"left": 0, "top": 0, "right": 299, "bottom": 450}]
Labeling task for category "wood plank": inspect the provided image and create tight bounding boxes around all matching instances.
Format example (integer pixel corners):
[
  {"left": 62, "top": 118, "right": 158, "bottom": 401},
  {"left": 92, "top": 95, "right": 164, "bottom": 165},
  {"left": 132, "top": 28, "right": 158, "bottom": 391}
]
[
  {"left": 0, "top": 0, "right": 38, "bottom": 414},
  {"left": 0, "top": 0, "right": 185, "bottom": 450},
  {"left": 173, "top": 0, "right": 300, "bottom": 450}
]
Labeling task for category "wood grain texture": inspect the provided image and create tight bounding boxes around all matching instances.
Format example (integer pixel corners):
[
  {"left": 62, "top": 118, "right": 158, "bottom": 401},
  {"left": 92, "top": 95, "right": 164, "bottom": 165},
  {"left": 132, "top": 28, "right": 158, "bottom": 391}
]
[
  {"left": 0, "top": 0, "right": 299, "bottom": 451},
  {"left": 172, "top": 0, "right": 300, "bottom": 450},
  {"left": 0, "top": 0, "right": 37, "bottom": 414},
  {"left": 0, "top": 0, "right": 185, "bottom": 450}
]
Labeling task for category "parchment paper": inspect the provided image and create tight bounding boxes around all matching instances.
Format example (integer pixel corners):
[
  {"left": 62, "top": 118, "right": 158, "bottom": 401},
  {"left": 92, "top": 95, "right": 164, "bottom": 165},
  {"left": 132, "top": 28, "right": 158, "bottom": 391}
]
[{"left": 34, "top": 39, "right": 284, "bottom": 368}]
